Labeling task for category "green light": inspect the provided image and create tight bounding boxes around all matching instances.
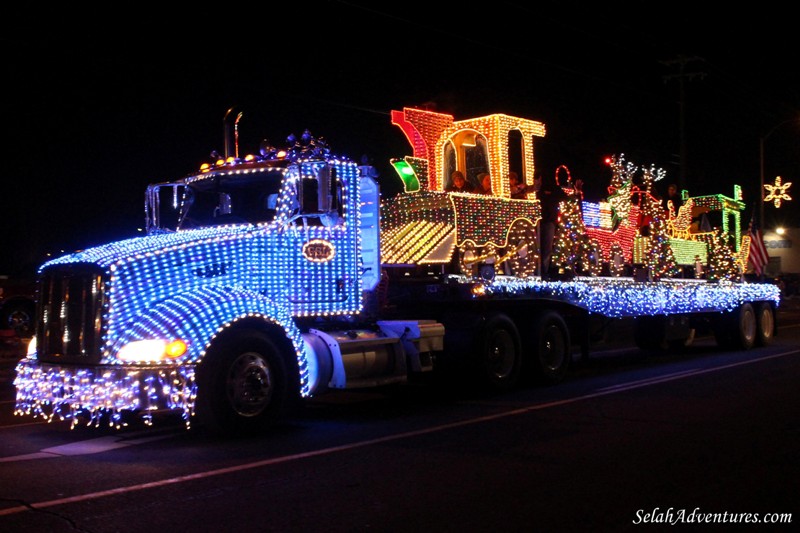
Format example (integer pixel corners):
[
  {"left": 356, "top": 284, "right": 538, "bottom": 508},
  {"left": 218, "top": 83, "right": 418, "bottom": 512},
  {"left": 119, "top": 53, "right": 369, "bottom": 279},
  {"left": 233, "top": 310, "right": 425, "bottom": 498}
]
[{"left": 391, "top": 159, "right": 420, "bottom": 192}]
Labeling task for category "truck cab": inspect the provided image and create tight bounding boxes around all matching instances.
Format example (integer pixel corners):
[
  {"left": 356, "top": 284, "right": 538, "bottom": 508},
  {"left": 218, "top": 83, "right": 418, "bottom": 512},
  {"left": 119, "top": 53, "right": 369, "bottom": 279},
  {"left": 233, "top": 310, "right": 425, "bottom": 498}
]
[{"left": 15, "top": 134, "right": 424, "bottom": 433}]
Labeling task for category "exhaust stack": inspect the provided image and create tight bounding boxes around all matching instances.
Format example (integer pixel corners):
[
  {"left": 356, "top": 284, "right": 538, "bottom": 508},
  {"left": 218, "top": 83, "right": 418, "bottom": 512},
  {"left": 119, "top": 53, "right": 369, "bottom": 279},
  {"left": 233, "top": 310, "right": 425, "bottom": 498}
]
[{"left": 223, "top": 107, "right": 243, "bottom": 159}]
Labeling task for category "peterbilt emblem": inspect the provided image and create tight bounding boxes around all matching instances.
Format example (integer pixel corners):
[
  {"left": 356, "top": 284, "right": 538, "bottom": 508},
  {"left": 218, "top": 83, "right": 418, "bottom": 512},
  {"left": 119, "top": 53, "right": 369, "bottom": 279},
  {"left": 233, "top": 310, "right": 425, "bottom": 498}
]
[{"left": 302, "top": 239, "right": 335, "bottom": 263}]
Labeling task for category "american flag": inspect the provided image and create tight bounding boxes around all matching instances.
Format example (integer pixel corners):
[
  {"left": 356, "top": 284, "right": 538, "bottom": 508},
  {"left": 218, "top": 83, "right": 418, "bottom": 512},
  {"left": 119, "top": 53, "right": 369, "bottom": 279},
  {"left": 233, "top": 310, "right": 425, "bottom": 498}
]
[{"left": 748, "top": 212, "right": 769, "bottom": 276}]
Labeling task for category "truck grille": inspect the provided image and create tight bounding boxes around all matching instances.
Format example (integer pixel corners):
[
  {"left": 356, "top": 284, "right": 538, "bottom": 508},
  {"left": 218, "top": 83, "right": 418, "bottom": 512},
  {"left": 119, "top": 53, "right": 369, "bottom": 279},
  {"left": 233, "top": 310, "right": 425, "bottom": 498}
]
[{"left": 36, "top": 264, "right": 106, "bottom": 364}]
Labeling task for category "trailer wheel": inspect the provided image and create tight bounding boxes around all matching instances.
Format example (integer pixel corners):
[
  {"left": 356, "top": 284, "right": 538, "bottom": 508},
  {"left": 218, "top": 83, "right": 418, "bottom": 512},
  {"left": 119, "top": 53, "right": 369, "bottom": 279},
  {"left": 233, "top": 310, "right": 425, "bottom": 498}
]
[
  {"left": 756, "top": 302, "right": 775, "bottom": 346},
  {"left": 530, "top": 311, "right": 571, "bottom": 385},
  {"left": 195, "top": 329, "right": 290, "bottom": 435},
  {"left": 475, "top": 314, "right": 521, "bottom": 392},
  {"left": 714, "top": 303, "right": 757, "bottom": 350}
]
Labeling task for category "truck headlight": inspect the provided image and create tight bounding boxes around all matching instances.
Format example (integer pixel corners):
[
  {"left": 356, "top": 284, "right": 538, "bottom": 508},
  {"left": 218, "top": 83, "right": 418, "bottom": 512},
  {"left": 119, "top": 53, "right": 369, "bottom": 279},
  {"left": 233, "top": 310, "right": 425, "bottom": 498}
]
[{"left": 118, "top": 339, "right": 188, "bottom": 362}]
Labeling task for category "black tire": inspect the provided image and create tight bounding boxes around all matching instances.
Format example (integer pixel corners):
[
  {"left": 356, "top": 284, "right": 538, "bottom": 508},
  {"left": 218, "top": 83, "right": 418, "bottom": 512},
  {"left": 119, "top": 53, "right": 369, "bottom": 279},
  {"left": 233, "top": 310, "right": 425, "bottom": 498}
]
[
  {"left": 529, "top": 311, "right": 571, "bottom": 385},
  {"left": 479, "top": 264, "right": 496, "bottom": 282},
  {"left": 756, "top": 302, "right": 775, "bottom": 347},
  {"left": 733, "top": 303, "right": 758, "bottom": 350},
  {"left": 0, "top": 299, "right": 36, "bottom": 338},
  {"left": 474, "top": 314, "right": 521, "bottom": 392},
  {"left": 195, "top": 329, "right": 291, "bottom": 435}
]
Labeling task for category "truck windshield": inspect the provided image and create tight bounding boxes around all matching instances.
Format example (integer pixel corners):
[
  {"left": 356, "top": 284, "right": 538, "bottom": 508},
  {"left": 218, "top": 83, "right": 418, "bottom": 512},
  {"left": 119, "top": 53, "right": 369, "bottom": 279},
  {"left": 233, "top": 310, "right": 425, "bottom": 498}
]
[{"left": 178, "top": 171, "right": 284, "bottom": 229}]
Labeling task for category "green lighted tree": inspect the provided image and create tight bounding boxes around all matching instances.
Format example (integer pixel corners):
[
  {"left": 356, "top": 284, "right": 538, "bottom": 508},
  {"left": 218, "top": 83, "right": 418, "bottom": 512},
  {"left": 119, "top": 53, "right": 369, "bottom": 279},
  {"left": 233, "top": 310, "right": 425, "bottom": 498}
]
[
  {"left": 551, "top": 189, "right": 586, "bottom": 274},
  {"left": 643, "top": 217, "right": 680, "bottom": 280},
  {"left": 705, "top": 229, "right": 740, "bottom": 282}
]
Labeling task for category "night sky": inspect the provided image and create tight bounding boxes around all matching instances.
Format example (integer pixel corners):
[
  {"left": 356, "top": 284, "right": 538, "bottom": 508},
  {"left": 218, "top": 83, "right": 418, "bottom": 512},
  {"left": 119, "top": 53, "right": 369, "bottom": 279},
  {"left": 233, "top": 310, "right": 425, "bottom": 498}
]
[{"left": 4, "top": 2, "right": 799, "bottom": 275}]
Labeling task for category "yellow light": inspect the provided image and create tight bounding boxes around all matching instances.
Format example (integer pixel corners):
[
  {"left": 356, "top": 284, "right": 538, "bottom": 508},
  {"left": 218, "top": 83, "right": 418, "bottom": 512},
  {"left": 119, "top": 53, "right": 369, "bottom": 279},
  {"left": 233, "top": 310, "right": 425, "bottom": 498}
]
[
  {"left": 277, "top": 150, "right": 287, "bottom": 159},
  {"left": 118, "top": 339, "right": 187, "bottom": 362},
  {"left": 165, "top": 339, "right": 188, "bottom": 358},
  {"left": 764, "top": 175, "right": 792, "bottom": 208},
  {"left": 200, "top": 163, "right": 211, "bottom": 171},
  {"left": 776, "top": 227, "right": 785, "bottom": 235}
]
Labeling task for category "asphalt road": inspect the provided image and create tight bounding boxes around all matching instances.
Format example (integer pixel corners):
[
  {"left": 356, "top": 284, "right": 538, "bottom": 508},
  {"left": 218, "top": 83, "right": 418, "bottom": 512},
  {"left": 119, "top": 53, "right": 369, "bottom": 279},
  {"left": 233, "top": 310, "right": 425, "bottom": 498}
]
[{"left": 0, "top": 300, "right": 798, "bottom": 532}]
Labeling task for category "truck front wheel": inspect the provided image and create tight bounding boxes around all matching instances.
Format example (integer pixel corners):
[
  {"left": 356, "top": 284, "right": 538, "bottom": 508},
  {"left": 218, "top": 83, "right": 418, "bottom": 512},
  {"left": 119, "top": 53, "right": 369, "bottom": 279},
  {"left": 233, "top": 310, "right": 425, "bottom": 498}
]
[{"left": 195, "top": 329, "right": 290, "bottom": 435}]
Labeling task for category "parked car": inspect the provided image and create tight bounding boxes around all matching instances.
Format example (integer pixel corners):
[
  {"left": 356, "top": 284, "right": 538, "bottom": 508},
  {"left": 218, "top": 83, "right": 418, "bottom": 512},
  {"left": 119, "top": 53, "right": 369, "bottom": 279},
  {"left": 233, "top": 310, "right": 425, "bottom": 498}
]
[{"left": 0, "top": 274, "right": 36, "bottom": 338}]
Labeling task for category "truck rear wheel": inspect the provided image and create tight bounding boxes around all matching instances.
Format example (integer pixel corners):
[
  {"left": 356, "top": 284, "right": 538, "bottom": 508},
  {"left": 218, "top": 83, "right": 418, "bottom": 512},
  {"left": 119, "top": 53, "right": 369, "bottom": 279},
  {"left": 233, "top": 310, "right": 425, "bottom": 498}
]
[
  {"left": 475, "top": 314, "right": 521, "bottom": 392},
  {"left": 195, "top": 329, "right": 290, "bottom": 435},
  {"left": 529, "top": 311, "right": 571, "bottom": 385}
]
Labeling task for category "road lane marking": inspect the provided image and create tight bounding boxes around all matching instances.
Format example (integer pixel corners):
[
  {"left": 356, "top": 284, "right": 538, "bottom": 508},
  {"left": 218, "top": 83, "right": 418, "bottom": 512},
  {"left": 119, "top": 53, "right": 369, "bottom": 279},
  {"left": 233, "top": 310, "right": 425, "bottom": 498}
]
[
  {"left": 0, "top": 348, "right": 797, "bottom": 517},
  {"left": 597, "top": 369, "right": 702, "bottom": 391}
]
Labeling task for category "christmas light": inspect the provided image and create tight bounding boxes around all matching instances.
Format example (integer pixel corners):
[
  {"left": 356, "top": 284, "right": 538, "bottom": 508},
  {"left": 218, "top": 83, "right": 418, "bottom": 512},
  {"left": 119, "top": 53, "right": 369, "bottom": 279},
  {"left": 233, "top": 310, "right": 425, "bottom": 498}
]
[
  {"left": 15, "top": 106, "right": 780, "bottom": 432},
  {"left": 15, "top": 149, "right": 363, "bottom": 428},
  {"left": 478, "top": 276, "right": 780, "bottom": 317},
  {"left": 764, "top": 175, "right": 792, "bottom": 208}
]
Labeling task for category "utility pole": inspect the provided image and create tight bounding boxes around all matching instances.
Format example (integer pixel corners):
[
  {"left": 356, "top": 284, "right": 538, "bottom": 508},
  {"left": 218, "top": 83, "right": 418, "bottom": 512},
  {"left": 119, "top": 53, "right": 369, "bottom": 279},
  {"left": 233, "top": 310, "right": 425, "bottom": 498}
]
[{"left": 662, "top": 56, "right": 706, "bottom": 192}]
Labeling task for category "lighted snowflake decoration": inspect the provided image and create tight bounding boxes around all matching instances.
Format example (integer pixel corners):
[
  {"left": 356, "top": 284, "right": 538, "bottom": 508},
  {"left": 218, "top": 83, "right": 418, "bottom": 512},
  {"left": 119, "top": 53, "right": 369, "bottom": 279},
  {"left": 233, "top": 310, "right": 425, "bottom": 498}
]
[{"left": 763, "top": 175, "right": 792, "bottom": 208}]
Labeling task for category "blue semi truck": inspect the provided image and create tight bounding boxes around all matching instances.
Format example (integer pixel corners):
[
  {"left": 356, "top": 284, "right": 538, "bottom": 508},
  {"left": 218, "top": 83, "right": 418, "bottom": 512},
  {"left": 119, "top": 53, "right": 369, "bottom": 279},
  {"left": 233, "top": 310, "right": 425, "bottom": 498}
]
[{"left": 13, "top": 108, "right": 780, "bottom": 433}]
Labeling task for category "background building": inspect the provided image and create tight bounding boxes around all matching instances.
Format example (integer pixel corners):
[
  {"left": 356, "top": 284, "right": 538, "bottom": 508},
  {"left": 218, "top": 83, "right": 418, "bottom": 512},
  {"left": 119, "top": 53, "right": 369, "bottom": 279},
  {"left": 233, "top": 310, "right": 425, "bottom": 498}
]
[{"left": 763, "top": 227, "right": 799, "bottom": 275}]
